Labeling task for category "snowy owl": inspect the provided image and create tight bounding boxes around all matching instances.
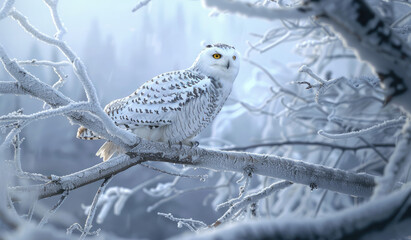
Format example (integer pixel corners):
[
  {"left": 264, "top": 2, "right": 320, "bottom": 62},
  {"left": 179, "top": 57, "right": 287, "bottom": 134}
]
[{"left": 77, "top": 44, "right": 240, "bottom": 161}]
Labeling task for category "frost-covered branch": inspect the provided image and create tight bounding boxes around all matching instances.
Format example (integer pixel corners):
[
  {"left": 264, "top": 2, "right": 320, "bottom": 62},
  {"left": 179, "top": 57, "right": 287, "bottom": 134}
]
[
  {"left": 79, "top": 177, "right": 112, "bottom": 239},
  {"left": 202, "top": 0, "right": 315, "bottom": 20},
  {"left": 158, "top": 212, "right": 207, "bottom": 232},
  {"left": 12, "top": 134, "right": 49, "bottom": 182},
  {"left": 373, "top": 119, "right": 411, "bottom": 197},
  {"left": 10, "top": 139, "right": 376, "bottom": 201},
  {"left": 7, "top": 7, "right": 136, "bottom": 145},
  {"left": 177, "top": 183, "right": 411, "bottom": 240},
  {"left": 223, "top": 141, "right": 395, "bottom": 151},
  {"left": 18, "top": 59, "right": 70, "bottom": 67},
  {"left": 0, "top": 81, "right": 27, "bottom": 95},
  {"left": 318, "top": 117, "right": 406, "bottom": 139},
  {"left": 0, "top": 0, "right": 14, "bottom": 20},
  {"left": 213, "top": 181, "right": 292, "bottom": 227},
  {"left": 38, "top": 190, "right": 69, "bottom": 228}
]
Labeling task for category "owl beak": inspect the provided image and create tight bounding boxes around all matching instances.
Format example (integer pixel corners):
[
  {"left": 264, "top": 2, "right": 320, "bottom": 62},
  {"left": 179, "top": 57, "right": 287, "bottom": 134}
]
[{"left": 226, "top": 61, "right": 230, "bottom": 69}]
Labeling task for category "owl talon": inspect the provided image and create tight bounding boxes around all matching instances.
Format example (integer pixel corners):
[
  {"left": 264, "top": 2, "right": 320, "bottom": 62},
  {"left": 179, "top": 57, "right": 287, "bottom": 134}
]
[
  {"left": 190, "top": 141, "right": 199, "bottom": 148},
  {"left": 179, "top": 141, "right": 183, "bottom": 149},
  {"left": 168, "top": 140, "right": 172, "bottom": 148}
]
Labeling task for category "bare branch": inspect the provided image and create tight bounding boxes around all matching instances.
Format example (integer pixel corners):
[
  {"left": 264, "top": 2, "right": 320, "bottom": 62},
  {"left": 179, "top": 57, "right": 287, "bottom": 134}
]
[
  {"left": 10, "top": 139, "right": 376, "bottom": 201},
  {"left": 80, "top": 176, "right": 112, "bottom": 239},
  {"left": 222, "top": 141, "right": 395, "bottom": 151},
  {"left": 177, "top": 184, "right": 411, "bottom": 240},
  {"left": 202, "top": 0, "right": 315, "bottom": 20},
  {"left": 38, "top": 190, "right": 69, "bottom": 227}
]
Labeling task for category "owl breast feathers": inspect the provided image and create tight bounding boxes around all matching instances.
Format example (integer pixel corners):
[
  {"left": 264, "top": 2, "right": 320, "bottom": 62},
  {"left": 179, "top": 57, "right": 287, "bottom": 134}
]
[{"left": 77, "top": 43, "right": 240, "bottom": 160}]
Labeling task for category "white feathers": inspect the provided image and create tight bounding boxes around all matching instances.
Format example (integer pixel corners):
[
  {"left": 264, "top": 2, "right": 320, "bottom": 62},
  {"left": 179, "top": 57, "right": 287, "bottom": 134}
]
[{"left": 77, "top": 44, "right": 240, "bottom": 160}]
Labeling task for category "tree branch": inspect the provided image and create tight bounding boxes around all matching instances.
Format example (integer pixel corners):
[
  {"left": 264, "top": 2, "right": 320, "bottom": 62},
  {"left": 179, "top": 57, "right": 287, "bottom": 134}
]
[
  {"left": 222, "top": 141, "right": 395, "bottom": 151},
  {"left": 10, "top": 139, "right": 376, "bottom": 201},
  {"left": 176, "top": 183, "right": 411, "bottom": 240}
]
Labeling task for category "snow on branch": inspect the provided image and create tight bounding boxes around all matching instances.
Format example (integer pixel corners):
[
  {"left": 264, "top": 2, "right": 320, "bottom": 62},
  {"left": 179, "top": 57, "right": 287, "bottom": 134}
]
[
  {"left": 0, "top": 0, "right": 14, "bottom": 21},
  {"left": 213, "top": 180, "right": 293, "bottom": 227},
  {"left": 202, "top": 0, "right": 315, "bottom": 20},
  {"left": 7, "top": 8, "right": 136, "bottom": 145},
  {"left": 0, "top": 43, "right": 132, "bottom": 148},
  {"left": 308, "top": 0, "right": 411, "bottom": 113},
  {"left": 205, "top": 0, "right": 411, "bottom": 114},
  {"left": 373, "top": 119, "right": 411, "bottom": 197},
  {"left": 318, "top": 117, "right": 406, "bottom": 139},
  {"left": 18, "top": 59, "right": 70, "bottom": 67},
  {"left": 222, "top": 141, "right": 395, "bottom": 152},
  {"left": 177, "top": 183, "right": 411, "bottom": 240},
  {"left": 0, "top": 81, "right": 27, "bottom": 95},
  {"left": 43, "top": 0, "right": 67, "bottom": 40},
  {"left": 158, "top": 212, "right": 207, "bottom": 232},
  {"left": 10, "top": 139, "right": 376, "bottom": 202}
]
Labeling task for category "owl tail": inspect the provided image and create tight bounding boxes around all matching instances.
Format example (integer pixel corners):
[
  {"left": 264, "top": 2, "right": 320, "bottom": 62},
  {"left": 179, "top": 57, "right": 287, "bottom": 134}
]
[{"left": 96, "top": 141, "right": 124, "bottom": 161}]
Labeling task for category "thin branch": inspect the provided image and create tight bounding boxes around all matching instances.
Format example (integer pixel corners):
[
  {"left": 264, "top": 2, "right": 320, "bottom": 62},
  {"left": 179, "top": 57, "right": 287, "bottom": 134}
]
[
  {"left": 8, "top": 9, "right": 136, "bottom": 145},
  {"left": 141, "top": 163, "right": 208, "bottom": 180},
  {"left": 158, "top": 212, "right": 207, "bottom": 232},
  {"left": 318, "top": 117, "right": 406, "bottom": 139},
  {"left": 38, "top": 190, "right": 69, "bottom": 227},
  {"left": 222, "top": 141, "right": 395, "bottom": 151},
  {"left": 177, "top": 184, "right": 411, "bottom": 240},
  {"left": 80, "top": 176, "right": 113, "bottom": 240},
  {"left": 43, "top": 0, "right": 67, "bottom": 40},
  {"left": 12, "top": 133, "right": 49, "bottom": 182},
  {"left": 202, "top": 0, "right": 315, "bottom": 20},
  {"left": 213, "top": 181, "right": 293, "bottom": 227},
  {"left": 0, "top": 0, "right": 14, "bottom": 20},
  {"left": 18, "top": 59, "right": 70, "bottom": 67}
]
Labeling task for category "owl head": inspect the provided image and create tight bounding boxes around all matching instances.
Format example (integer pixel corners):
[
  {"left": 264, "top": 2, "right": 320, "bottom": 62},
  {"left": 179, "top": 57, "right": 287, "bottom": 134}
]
[{"left": 192, "top": 44, "right": 240, "bottom": 81}]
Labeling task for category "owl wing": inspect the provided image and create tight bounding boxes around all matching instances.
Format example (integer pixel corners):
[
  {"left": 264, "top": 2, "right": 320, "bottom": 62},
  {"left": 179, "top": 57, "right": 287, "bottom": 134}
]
[{"left": 104, "top": 70, "right": 213, "bottom": 129}]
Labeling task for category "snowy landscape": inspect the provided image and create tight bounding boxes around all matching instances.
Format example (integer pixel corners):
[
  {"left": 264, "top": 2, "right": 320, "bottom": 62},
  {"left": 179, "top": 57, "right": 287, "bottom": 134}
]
[{"left": 1, "top": 0, "right": 411, "bottom": 239}]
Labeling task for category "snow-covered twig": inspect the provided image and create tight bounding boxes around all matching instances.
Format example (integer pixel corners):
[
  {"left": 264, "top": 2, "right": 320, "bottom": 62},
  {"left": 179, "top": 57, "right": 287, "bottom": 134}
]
[
  {"left": 158, "top": 212, "right": 207, "bottom": 232},
  {"left": 147, "top": 184, "right": 229, "bottom": 213},
  {"left": 202, "top": 0, "right": 315, "bottom": 20},
  {"left": 0, "top": 0, "right": 14, "bottom": 20},
  {"left": 318, "top": 117, "right": 406, "bottom": 139},
  {"left": 222, "top": 141, "right": 395, "bottom": 152},
  {"left": 12, "top": 133, "right": 49, "bottom": 182},
  {"left": 176, "top": 183, "right": 411, "bottom": 240},
  {"left": 299, "top": 65, "right": 327, "bottom": 84},
  {"left": 373, "top": 119, "right": 411, "bottom": 197},
  {"left": 80, "top": 176, "right": 112, "bottom": 240},
  {"left": 8, "top": 9, "right": 136, "bottom": 145},
  {"left": 38, "top": 190, "right": 69, "bottom": 227},
  {"left": 213, "top": 181, "right": 293, "bottom": 227},
  {"left": 43, "top": 0, "right": 67, "bottom": 40},
  {"left": 216, "top": 171, "right": 252, "bottom": 210},
  {"left": 80, "top": 175, "right": 165, "bottom": 224},
  {"left": 18, "top": 59, "right": 70, "bottom": 67},
  {"left": 141, "top": 163, "right": 208, "bottom": 180},
  {"left": 0, "top": 102, "right": 92, "bottom": 125}
]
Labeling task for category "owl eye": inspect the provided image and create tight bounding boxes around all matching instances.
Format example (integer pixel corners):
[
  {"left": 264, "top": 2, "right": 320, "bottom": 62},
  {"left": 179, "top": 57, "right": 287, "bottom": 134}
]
[
  {"left": 232, "top": 56, "right": 236, "bottom": 60},
  {"left": 212, "top": 53, "right": 222, "bottom": 59}
]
